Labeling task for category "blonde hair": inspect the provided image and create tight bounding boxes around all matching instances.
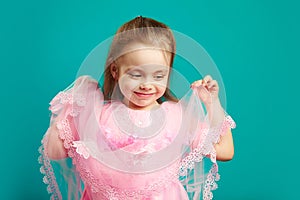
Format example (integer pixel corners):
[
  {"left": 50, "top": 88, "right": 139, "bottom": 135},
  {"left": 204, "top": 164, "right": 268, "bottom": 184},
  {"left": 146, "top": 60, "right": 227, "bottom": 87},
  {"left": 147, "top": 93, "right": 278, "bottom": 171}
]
[{"left": 103, "top": 16, "right": 177, "bottom": 103}]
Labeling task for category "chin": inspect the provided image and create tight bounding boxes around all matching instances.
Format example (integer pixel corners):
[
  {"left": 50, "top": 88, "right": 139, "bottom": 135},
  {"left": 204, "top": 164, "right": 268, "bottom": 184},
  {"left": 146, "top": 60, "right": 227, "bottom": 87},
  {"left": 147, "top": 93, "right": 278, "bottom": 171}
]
[{"left": 130, "top": 100, "right": 157, "bottom": 110}]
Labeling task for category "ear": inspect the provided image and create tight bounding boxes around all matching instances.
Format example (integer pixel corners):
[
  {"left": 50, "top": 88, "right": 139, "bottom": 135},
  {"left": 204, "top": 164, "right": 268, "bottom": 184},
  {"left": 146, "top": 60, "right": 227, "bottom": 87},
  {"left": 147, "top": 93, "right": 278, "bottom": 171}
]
[{"left": 110, "top": 62, "right": 118, "bottom": 80}]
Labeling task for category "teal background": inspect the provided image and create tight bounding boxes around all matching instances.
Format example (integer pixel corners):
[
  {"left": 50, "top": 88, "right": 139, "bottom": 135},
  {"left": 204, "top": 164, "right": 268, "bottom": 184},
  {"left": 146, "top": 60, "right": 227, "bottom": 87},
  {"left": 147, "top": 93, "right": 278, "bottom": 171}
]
[{"left": 1, "top": 0, "right": 299, "bottom": 199}]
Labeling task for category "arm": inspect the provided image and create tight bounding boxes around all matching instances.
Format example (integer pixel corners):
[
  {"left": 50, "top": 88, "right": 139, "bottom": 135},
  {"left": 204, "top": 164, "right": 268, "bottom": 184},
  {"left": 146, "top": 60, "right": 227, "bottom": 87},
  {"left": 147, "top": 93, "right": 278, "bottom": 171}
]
[
  {"left": 215, "top": 129, "right": 234, "bottom": 161},
  {"left": 45, "top": 121, "right": 68, "bottom": 160},
  {"left": 206, "top": 99, "right": 234, "bottom": 161},
  {"left": 191, "top": 75, "right": 235, "bottom": 161}
]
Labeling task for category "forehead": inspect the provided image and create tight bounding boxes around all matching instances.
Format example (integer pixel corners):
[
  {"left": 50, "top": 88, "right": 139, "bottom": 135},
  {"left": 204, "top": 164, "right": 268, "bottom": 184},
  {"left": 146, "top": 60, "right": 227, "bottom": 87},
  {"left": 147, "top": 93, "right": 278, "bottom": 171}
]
[{"left": 117, "top": 48, "right": 170, "bottom": 67}]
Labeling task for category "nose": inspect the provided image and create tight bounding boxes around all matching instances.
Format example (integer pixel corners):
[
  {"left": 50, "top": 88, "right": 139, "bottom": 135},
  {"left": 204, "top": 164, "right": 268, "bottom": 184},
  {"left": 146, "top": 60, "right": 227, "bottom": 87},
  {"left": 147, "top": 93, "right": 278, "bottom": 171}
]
[{"left": 139, "top": 83, "right": 153, "bottom": 91}]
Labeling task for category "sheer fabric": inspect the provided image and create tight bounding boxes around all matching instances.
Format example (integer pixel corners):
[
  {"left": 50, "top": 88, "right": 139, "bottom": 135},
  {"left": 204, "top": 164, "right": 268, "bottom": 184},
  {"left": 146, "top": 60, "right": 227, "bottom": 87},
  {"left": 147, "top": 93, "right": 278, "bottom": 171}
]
[{"left": 39, "top": 76, "right": 235, "bottom": 200}]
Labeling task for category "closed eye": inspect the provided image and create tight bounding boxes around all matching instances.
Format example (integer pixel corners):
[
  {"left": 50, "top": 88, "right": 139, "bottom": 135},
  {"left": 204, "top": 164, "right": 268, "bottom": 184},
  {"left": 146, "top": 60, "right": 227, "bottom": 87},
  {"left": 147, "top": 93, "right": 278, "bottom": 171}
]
[
  {"left": 128, "top": 73, "right": 142, "bottom": 78},
  {"left": 153, "top": 74, "right": 166, "bottom": 80}
]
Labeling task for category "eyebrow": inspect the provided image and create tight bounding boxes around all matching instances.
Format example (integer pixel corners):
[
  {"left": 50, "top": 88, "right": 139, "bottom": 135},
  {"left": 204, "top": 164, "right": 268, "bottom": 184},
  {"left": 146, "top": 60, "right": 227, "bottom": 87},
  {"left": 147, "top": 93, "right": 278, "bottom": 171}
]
[
  {"left": 124, "top": 66, "right": 168, "bottom": 73},
  {"left": 153, "top": 70, "right": 168, "bottom": 74},
  {"left": 125, "top": 67, "right": 168, "bottom": 74},
  {"left": 124, "top": 68, "right": 143, "bottom": 73}
]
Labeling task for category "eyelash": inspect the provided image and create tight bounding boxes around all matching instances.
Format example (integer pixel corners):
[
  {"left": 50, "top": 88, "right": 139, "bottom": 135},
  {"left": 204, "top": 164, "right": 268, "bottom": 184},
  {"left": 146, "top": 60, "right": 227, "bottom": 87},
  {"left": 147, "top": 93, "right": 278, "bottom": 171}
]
[
  {"left": 128, "top": 73, "right": 142, "bottom": 78},
  {"left": 154, "top": 75, "right": 165, "bottom": 79},
  {"left": 128, "top": 73, "right": 165, "bottom": 79}
]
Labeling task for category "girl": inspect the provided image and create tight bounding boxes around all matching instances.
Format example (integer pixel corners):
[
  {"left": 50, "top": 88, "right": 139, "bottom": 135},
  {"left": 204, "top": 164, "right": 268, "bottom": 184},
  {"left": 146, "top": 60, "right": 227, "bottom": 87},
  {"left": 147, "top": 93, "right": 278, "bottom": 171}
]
[{"left": 39, "top": 16, "right": 235, "bottom": 200}]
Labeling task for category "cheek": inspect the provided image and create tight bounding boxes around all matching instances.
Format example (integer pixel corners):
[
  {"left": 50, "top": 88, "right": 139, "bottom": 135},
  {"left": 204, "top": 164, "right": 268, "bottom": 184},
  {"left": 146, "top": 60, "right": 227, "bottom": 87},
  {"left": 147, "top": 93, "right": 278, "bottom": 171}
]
[
  {"left": 160, "top": 87, "right": 167, "bottom": 95},
  {"left": 155, "top": 84, "right": 167, "bottom": 96},
  {"left": 118, "top": 77, "right": 140, "bottom": 93},
  {"left": 154, "top": 79, "right": 168, "bottom": 90}
]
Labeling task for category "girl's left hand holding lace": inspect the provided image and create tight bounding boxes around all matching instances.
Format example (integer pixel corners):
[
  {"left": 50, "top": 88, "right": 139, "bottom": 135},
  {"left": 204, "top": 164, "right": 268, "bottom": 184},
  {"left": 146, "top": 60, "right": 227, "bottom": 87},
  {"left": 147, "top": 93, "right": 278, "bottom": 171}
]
[{"left": 190, "top": 75, "right": 221, "bottom": 108}]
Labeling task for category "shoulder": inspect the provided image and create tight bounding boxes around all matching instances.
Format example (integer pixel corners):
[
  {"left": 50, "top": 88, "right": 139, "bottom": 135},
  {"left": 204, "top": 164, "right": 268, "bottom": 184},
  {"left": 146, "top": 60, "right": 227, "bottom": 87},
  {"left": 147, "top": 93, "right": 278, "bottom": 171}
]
[
  {"left": 101, "top": 101, "right": 123, "bottom": 112},
  {"left": 49, "top": 76, "right": 103, "bottom": 116},
  {"left": 100, "top": 101, "right": 122, "bottom": 122}
]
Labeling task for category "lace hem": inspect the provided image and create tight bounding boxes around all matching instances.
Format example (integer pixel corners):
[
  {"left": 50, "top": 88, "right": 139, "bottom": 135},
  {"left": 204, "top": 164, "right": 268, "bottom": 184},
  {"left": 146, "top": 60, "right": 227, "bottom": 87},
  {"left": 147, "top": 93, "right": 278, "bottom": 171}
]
[
  {"left": 38, "top": 135, "right": 62, "bottom": 200},
  {"left": 179, "top": 115, "right": 235, "bottom": 200},
  {"left": 203, "top": 164, "right": 219, "bottom": 200},
  {"left": 38, "top": 88, "right": 87, "bottom": 200}
]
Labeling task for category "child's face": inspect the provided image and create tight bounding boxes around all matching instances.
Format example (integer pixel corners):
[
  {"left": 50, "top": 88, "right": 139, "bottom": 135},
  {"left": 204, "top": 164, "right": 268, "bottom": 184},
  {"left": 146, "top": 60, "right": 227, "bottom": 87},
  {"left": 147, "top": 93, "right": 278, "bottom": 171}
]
[{"left": 115, "top": 48, "right": 170, "bottom": 110}]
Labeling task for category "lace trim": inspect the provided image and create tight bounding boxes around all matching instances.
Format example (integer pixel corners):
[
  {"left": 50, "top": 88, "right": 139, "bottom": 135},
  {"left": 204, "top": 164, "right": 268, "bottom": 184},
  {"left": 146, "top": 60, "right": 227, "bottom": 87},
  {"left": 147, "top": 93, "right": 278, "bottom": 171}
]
[
  {"left": 220, "top": 115, "right": 236, "bottom": 135},
  {"left": 203, "top": 164, "right": 220, "bottom": 200},
  {"left": 50, "top": 91, "right": 86, "bottom": 117},
  {"left": 180, "top": 114, "right": 235, "bottom": 174},
  {"left": 209, "top": 114, "right": 236, "bottom": 145},
  {"left": 56, "top": 118, "right": 77, "bottom": 159},
  {"left": 38, "top": 90, "right": 85, "bottom": 199},
  {"left": 72, "top": 141, "right": 91, "bottom": 159},
  {"left": 38, "top": 135, "right": 62, "bottom": 200},
  {"left": 52, "top": 91, "right": 86, "bottom": 106},
  {"left": 179, "top": 115, "right": 235, "bottom": 199}
]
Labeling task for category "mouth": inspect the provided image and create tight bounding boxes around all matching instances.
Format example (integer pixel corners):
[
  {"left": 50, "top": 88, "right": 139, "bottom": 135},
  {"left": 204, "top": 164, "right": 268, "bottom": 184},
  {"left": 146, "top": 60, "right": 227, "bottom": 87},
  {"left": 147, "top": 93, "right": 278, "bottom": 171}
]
[{"left": 133, "top": 91, "right": 155, "bottom": 98}]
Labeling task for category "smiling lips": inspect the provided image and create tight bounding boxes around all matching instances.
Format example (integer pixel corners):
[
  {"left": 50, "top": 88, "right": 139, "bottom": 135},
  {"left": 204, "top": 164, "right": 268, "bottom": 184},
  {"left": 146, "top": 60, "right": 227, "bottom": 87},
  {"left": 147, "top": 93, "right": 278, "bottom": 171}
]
[{"left": 134, "top": 91, "right": 155, "bottom": 98}]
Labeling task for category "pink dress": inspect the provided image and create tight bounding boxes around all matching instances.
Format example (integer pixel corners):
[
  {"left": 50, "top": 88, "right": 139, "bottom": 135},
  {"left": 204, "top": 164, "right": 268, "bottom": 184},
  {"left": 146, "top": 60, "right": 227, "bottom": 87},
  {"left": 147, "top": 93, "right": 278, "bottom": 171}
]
[{"left": 38, "top": 76, "right": 235, "bottom": 200}]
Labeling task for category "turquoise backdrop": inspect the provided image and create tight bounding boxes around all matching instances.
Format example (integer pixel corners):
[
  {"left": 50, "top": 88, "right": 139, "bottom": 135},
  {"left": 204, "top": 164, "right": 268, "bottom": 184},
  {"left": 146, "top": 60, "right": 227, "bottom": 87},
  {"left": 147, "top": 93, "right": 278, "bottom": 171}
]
[{"left": 1, "top": 0, "right": 299, "bottom": 199}]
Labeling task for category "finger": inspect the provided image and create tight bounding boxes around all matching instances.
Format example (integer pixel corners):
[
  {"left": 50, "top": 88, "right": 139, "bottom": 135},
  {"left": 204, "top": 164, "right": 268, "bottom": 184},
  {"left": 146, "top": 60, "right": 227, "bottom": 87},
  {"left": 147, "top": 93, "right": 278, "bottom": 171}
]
[
  {"left": 209, "top": 84, "right": 219, "bottom": 94},
  {"left": 207, "top": 80, "right": 218, "bottom": 89},
  {"left": 194, "top": 79, "right": 207, "bottom": 87},
  {"left": 209, "top": 85, "right": 218, "bottom": 92},
  {"left": 199, "top": 84, "right": 209, "bottom": 93},
  {"left": 191, "top": 80, "right": 201, "bottom": 88},
  {"left": 203, "top": 75, "right": 212, "bottom": 83}
]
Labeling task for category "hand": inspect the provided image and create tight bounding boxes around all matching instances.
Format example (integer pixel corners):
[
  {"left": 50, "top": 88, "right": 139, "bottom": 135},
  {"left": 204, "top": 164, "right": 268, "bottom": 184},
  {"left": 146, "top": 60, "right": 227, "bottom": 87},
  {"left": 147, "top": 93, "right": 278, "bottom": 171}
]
[{"left": 190, "top": 75, "right": 220, "bottom": 107}]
